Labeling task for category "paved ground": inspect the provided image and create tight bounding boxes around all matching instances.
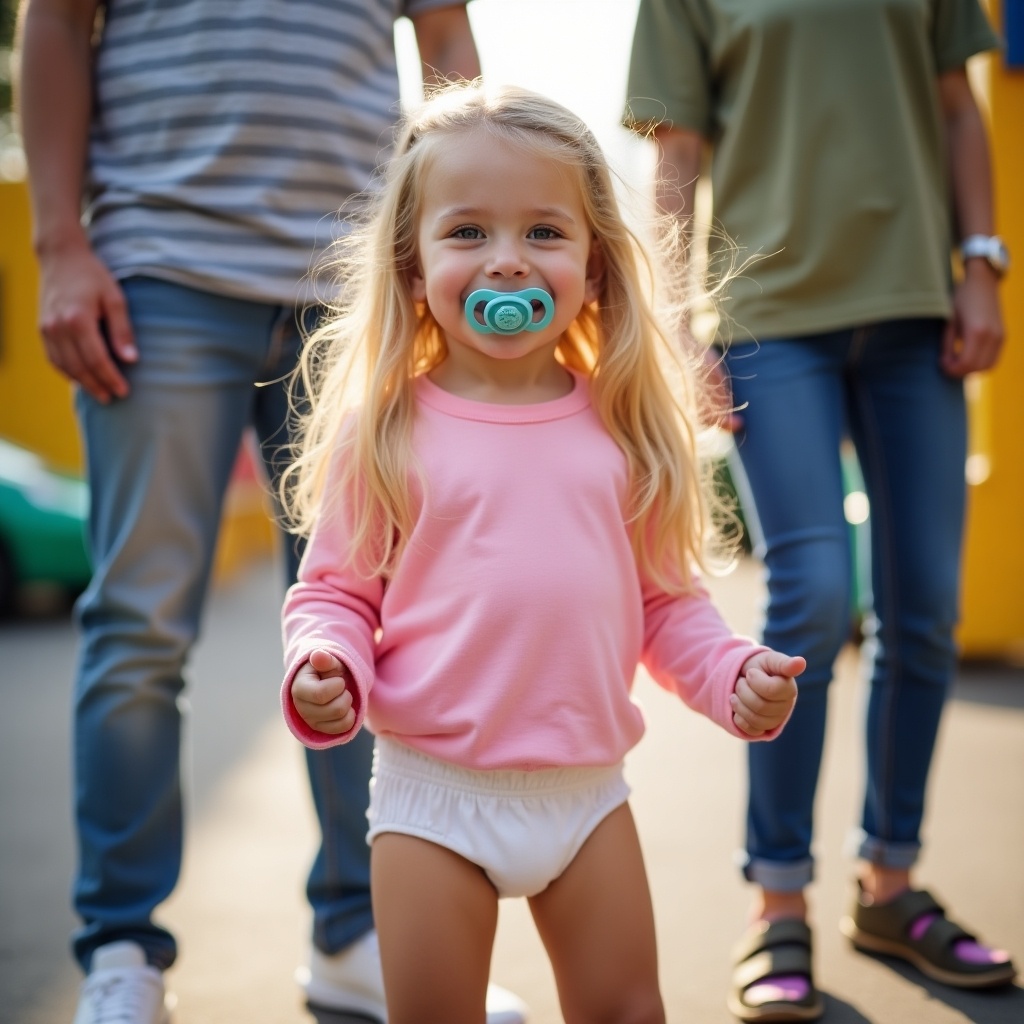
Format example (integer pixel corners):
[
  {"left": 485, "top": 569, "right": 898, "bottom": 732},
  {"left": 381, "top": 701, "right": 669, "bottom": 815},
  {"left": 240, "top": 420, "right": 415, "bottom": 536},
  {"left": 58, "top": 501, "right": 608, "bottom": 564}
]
[{"left": 2, "top": 556, "right": 1022, "bottom": 1024}]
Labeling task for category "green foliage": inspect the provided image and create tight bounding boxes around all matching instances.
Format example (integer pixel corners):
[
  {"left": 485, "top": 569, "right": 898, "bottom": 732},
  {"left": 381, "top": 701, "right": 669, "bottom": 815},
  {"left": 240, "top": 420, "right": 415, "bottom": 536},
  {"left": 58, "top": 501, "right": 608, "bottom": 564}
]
[
  {"left": 0, "top": 0, "right": 14, "bottom": 114},
  {"left": 0, "top": 0, "right": 14, "bottom": 48}
]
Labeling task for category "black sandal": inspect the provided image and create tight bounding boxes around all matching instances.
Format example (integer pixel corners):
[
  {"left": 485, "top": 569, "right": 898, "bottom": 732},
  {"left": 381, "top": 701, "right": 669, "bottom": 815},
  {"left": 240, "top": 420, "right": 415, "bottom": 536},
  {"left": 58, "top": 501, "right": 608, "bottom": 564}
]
[
  {"left": 840, "top": 887, "right": 1017, "bottom": 989},
  {"left": 728, "top": 919, "right": 824, "bottom": 1022}
]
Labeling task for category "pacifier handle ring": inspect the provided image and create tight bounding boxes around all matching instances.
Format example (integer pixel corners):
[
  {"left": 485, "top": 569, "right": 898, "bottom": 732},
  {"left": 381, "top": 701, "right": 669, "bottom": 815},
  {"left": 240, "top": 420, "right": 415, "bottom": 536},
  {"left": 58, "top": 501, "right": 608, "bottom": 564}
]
[{"left": 464, "top": 287, "right": 556, "bottom": 335}]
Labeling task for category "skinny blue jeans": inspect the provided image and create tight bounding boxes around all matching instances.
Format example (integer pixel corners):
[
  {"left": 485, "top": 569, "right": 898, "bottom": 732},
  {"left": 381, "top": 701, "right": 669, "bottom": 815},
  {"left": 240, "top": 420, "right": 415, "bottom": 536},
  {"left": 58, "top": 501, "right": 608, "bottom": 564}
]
[
  {"left": 723, "top": 319, "right": 966, "bottom": 891},
  {"left": 72, "top": 278, "right": 374, "bottom": 970}
]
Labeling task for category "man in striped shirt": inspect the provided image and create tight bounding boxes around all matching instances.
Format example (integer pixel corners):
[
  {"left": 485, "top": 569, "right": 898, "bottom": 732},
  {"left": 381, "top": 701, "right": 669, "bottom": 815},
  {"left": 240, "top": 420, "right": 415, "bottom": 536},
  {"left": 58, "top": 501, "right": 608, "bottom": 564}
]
[{"left": 18, "top": 2, "right": 525, "bottom": 1022}]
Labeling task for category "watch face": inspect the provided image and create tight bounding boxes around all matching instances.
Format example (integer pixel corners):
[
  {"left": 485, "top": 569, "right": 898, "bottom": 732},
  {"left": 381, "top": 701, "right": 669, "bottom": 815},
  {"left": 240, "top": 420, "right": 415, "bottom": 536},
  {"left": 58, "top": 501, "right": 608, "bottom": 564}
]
[{"left": 962, "top": 236, "right": 1010, "bottom": 276}]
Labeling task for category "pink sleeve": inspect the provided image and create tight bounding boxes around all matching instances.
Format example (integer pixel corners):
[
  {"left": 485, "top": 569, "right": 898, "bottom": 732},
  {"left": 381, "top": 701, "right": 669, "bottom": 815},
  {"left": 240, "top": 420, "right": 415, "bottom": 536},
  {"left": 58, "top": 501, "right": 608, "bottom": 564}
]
[
  {"left": 281, "top": 459, "right": 383, "bottom": 750},
  {"left": 641, "top": 573, "right": 787, "bottom": 742}
]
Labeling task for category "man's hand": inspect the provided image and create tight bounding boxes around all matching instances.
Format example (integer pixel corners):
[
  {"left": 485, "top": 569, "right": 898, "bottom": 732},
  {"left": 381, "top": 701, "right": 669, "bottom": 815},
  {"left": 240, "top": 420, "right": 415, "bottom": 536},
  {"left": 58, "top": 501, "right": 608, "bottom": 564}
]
[
  {"left": 292, "top": 649, "right": 356, "bottom": 735},
  {"left": 730, "top": 651, "right": 804, "bottom": 738},
  {"left": 37, "top": 238, "right": 137, "bottom": 402}
]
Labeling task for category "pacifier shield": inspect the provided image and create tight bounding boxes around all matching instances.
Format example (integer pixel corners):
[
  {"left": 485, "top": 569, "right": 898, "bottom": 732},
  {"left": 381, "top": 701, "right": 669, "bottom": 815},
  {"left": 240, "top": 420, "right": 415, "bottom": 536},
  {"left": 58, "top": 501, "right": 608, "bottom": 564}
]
[{"left": 464, "top": 288, "right": 555, "bottom": 334}]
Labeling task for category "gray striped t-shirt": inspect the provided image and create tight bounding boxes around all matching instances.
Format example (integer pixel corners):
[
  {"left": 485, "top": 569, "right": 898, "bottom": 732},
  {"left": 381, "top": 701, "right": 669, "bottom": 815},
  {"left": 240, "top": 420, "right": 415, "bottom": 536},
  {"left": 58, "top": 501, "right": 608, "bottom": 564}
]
[{"left": 86, "top": 0, "right": 457, "bottom": 305}]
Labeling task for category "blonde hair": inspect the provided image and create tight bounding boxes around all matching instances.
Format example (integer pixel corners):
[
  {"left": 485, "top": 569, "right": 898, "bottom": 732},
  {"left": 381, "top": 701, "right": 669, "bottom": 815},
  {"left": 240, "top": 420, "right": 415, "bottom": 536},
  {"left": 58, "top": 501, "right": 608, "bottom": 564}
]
[{"left": 282, "top": 82, "right": 725, "bottom": 591}]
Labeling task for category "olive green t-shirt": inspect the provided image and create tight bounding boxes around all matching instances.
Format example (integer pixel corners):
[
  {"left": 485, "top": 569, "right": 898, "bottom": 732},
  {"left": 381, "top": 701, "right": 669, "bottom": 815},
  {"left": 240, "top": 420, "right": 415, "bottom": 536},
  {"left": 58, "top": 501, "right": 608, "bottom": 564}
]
[{"left": 624, "top": 0, "right": 999, "bottom": 340}]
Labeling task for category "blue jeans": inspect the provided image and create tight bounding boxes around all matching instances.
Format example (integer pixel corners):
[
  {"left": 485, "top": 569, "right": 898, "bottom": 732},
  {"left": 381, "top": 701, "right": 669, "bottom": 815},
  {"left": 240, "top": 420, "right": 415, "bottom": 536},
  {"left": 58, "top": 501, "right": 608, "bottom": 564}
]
[
  {"left": 72, "top": 278, "right": 374, "bottom": 970},
  {"left": 723, "top": 319, "right": 966, "bottom": 891}
]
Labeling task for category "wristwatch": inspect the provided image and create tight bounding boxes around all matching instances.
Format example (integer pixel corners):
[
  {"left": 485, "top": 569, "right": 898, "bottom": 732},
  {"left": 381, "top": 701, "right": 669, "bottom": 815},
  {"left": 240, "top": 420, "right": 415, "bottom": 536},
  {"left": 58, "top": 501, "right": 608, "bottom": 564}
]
[{"left": 959, "top": 234, "right": 1010, "bottom": 277}]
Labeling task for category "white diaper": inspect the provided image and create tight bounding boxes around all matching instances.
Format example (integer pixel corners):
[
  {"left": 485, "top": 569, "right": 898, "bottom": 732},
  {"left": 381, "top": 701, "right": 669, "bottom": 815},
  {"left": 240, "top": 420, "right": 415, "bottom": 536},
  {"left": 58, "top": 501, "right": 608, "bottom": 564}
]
[{"left": 367, "top": 738, "right": 631, "bottom": 898}]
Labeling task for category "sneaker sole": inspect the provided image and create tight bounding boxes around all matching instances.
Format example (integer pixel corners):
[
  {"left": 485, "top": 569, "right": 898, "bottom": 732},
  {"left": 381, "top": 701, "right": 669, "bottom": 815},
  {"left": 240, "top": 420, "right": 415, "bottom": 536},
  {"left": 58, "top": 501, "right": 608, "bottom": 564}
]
[
  {"left": 302, "top": 978, "right": 385, "bottom": 1022},
  {"left": 726, "top": 990, "right": 824, "bottom": 1022}
]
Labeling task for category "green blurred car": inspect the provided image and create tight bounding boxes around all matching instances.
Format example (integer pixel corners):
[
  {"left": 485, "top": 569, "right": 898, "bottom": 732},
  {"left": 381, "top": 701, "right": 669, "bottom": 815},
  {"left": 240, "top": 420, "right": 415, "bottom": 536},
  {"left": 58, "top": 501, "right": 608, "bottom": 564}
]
[{"left": 0, "top": 439, "right": 91, "bottom": 614}]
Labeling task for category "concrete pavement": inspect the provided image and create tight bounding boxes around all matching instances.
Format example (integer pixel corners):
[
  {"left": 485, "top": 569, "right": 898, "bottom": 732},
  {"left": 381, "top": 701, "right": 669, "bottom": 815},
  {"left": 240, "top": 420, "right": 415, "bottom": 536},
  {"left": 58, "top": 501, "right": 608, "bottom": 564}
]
[{"left": 2, "top": 556, "right": 1022, "bottom": 1023}]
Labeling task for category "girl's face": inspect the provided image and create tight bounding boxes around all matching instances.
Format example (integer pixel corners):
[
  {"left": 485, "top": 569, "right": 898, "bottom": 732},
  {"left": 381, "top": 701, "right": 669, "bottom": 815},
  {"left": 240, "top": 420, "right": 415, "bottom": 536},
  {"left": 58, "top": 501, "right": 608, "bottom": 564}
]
[{"left": 410, "top": 128, "right": 603, "bottom": 383}]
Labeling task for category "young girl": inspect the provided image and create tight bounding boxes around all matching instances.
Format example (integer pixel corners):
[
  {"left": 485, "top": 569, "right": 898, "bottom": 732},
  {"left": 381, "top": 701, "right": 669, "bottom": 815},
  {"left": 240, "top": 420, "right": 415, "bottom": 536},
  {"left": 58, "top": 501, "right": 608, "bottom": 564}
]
[{"left": 280, "top": 83, "right": 803, "bottom": 1023}]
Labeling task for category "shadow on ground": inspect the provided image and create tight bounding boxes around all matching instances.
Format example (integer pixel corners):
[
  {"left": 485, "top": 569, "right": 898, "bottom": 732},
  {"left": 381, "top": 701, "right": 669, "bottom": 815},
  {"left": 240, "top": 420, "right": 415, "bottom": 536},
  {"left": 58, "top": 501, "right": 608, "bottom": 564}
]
[
  {"left": 308, "top": 1008, "right": 380, "bottom": 1024},
  {"left": 816, "top": 994, "right": 873, "bottom": 1022},
  {"left": 954, "top": 662, "right": 1024, "bottom": 711},
  {"left": 850, "top": 953, "right": 1024, "bottom": 1024}
]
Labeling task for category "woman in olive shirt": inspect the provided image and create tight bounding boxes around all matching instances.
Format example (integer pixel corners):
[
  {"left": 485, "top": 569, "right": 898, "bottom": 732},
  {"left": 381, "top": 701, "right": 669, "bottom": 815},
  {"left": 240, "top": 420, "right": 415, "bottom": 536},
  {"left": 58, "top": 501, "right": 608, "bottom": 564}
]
[{"left": 626, "top": 0, "right": 1015, "bottom": 1019}]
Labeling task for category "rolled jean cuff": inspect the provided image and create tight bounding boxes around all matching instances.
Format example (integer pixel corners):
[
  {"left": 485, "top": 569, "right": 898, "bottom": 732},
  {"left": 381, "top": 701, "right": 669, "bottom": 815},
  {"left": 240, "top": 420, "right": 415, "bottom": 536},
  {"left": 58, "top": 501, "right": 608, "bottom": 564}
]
[
  {"left": 849, "top": 829, "right": 921, "bottom": 869},
  {"left": 737, "top": 850, "right": 814, "bottom": 891}
]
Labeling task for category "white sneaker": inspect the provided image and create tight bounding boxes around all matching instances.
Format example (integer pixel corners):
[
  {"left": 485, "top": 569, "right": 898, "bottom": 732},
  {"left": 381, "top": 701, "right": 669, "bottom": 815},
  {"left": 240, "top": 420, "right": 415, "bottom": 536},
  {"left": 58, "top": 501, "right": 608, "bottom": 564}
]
[
  {"left": 298, "top": 929, "right": 528, "bottom": 1023},
  {"left": 483, "top": 984, "right": 530, "bottom": 1024},
  {"left": 73, "top": 941, "right": 170, "bottom": 1024},
  {"left": 299, "top": 930, "right": 387, "bottom": 1021}
]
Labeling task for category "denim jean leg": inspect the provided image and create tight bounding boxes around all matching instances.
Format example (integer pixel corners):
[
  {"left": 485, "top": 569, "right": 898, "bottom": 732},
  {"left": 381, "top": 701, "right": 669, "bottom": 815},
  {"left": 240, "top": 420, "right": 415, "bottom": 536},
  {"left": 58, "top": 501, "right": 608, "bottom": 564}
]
[
  {"left": 72, "top": 278, "right": 283, "bottom": 970},
  {"left": 724, "top": 334, "right": 857, "bottom": 890},
  {"left": 252, "top": 307, "right": 375, "bottom": 953},
  {"left": 846, "top": 319, "right": 965, "bottom": 866}
]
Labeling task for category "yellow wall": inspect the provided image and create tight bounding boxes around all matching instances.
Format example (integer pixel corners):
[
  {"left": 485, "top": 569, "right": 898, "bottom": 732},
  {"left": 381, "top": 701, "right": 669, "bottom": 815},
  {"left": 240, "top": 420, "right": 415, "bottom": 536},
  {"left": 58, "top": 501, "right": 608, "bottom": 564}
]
[
  {"left": 0, "top": 182, "right": 80, "bottom": 469},
  {"left": 958, "top": 8, "right": 1024, "bottom": 658},
  {"left": 2, "top": 24, "right": 1023, "bottom": 643},
  {"left": 0, "top": 181, "right": 275, "bottom": 578}
]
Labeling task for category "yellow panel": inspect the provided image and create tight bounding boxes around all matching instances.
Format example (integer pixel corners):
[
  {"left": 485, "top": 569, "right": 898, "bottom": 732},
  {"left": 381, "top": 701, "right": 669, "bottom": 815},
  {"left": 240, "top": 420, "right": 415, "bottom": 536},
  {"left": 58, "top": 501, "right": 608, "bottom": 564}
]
[
  {"left": 0, "top": 182, "right": 80, "bottom": 470},
  {"left": 958, "top": 5, "right": 1024, "bottom": 659},
  {"left": 0, "top": 181, "right": 274, "bottom": 579}
]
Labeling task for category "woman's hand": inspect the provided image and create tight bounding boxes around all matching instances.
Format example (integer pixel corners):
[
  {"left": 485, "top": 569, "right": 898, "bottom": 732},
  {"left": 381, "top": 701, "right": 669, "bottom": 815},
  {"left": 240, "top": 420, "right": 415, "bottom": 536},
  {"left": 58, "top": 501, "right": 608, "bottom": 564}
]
[{"left": 942, "top": 263, "right": 1004, "bottom": 378}]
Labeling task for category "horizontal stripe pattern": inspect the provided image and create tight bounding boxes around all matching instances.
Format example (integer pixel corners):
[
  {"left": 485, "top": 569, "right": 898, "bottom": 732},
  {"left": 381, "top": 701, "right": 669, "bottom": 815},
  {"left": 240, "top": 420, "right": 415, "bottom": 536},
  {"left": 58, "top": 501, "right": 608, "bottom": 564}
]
[{"left": 87, "top": 0, "right": 447, "bottom": 303}]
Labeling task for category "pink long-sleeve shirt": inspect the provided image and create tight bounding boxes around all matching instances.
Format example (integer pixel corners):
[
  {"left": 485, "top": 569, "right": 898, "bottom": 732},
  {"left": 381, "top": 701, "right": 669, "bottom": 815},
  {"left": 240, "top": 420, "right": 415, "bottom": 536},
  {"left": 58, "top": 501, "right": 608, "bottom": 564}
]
[{"left": 282, "top": 371, "right": 776, "bottom": 769}]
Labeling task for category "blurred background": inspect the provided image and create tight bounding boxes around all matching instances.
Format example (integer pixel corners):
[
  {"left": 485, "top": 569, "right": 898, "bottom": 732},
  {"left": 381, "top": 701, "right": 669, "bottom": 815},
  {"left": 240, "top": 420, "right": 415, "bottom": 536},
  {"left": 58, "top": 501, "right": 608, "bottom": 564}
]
[
  {"left": 1, "top": 0, "right": 1020, "bottom": 653},
  {"left": 0, "top": 3, "right": 1021, "bottom": 1023}
]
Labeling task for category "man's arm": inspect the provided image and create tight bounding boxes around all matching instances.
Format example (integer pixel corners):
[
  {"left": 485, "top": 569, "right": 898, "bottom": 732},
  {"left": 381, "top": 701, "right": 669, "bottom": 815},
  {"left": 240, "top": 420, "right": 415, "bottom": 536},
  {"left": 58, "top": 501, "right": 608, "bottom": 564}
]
[
  {"left": 938, "top": 67, "right": 1004, "bottom": 378},
  {"left": 16, "top": 0, "right": 136, "bottom": 402},
  {"left": 409, "top": 3, "right": 481, "bottom": 89}
]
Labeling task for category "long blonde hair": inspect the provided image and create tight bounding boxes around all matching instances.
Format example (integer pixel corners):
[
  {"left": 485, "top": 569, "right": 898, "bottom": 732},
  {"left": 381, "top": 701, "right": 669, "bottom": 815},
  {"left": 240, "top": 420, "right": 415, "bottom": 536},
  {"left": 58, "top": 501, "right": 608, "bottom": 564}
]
[{"left": 282, "top": 83, "right": 722, "bottom": 591}]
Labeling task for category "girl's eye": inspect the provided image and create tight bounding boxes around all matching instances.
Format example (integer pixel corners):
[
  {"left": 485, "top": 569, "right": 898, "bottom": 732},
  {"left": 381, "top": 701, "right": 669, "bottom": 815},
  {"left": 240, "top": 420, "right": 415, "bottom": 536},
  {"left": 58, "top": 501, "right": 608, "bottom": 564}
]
[
  {"left": 451, "top": 226, "right": 483, "bottom": 239},
  {"left": 528, "top": 226, "right": 561, "bottom": 240}
]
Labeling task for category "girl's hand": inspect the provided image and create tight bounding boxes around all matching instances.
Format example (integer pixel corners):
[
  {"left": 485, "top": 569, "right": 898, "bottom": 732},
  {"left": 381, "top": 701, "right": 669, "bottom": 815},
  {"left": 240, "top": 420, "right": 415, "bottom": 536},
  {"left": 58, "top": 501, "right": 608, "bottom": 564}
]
[
  {"left": 730, "top": 652, "right": 805, "bottom": 738},
  {"left": 292, "top": 649, "right": 356, "bottom": 735}
]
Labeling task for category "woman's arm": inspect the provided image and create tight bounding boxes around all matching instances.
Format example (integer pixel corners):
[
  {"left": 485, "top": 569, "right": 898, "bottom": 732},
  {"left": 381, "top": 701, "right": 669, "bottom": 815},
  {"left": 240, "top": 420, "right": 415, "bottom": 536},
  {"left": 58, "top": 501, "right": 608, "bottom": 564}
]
[
  {"left": 938, "top": 67, "right": 1004, "bottom": 378},
  {"left": 652, "top": 123, "right": 704, "bottom": 233},
  {"left": 651, "top": 124, "right": 741, "bottom": 429}
]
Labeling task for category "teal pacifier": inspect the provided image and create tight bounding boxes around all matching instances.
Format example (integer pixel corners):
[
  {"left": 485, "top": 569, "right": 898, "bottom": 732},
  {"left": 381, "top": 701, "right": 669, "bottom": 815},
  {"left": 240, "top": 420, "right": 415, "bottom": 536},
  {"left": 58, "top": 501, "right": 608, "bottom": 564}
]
[{"left": 464, "top": 288, "right": 555, "bottom": 335}]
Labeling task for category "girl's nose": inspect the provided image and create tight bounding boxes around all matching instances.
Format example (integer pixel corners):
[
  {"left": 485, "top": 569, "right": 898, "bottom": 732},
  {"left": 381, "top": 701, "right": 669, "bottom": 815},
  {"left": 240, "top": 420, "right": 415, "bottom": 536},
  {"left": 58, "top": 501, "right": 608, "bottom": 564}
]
[{"left": 485, "top": 239, "right": 529, "bottom": 278}]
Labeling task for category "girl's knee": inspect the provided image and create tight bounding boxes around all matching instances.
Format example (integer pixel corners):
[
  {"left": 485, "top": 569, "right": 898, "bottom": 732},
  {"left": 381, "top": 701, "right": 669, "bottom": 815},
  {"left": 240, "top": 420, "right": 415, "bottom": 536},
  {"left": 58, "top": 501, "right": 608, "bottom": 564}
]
[
  {"left": 566, "top": 988, "right": 664, "bottom": 1024},
  {"left": 609, "top": 990, "right": 665, "bottom": 1024},
  {"left": 620, "top": 992, "right": 666, "bottom": 1024}
]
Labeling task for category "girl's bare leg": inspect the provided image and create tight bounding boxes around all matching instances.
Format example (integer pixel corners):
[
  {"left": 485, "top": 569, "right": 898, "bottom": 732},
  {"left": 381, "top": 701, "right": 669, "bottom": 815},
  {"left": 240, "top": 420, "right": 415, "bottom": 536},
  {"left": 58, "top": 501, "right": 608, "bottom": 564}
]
[
  {"left": 372, "top": 833, "right": 498, "bottom": 1024},
  {"left": 528, "top": 802, "right": 665, "bottom": 1024}
]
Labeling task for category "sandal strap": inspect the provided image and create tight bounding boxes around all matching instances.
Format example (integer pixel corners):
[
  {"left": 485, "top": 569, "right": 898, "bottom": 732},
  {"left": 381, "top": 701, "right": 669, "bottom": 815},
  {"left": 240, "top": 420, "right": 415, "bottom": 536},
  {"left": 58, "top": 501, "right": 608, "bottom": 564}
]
[
  {"left": 853, "top": 888, "right": 944, "bottom": 940},
  {"left": 916, "top": 914, "right": 977, "bottom": 966},
  {"left": 732, "top": 919, "right": 814, "bottom": 995},
  {"left": 733, "top": 918, "right": 813, "bottom": 964},
  {"left": 734, "top": 945, "right": 813, "bottom": 991}
]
